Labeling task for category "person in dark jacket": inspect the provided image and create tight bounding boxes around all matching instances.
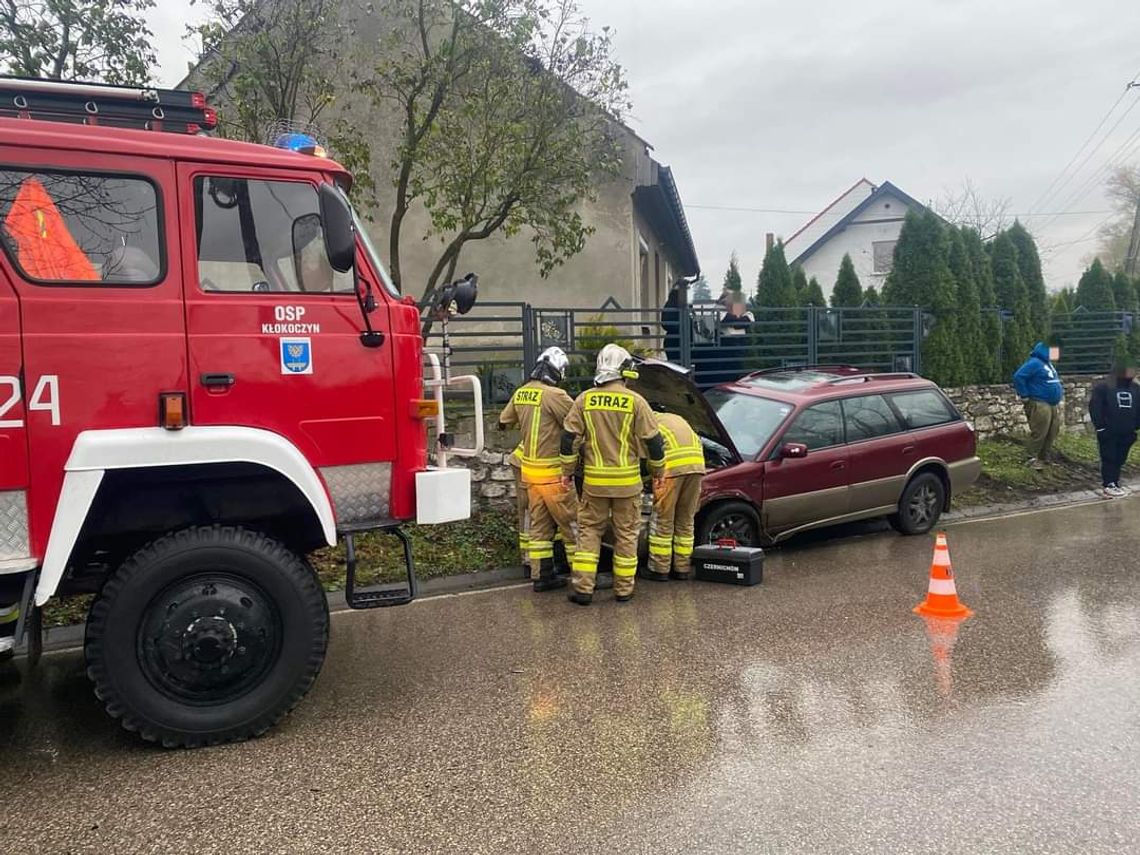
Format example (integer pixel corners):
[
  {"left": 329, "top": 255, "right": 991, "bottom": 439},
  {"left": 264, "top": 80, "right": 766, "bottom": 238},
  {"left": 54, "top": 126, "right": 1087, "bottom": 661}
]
[
  {"left": 1012, "top": 341, "right": 1064, "bottom": 470},
  {"left": 1088, "top": 358, "right": 1140, "bottom": 498}
]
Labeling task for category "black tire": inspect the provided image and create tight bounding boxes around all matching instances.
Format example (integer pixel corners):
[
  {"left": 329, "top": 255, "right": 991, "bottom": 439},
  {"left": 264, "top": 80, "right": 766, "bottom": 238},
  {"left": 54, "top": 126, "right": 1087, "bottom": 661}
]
[
  {"left": 890, "top": 472, "right": 946, "bottom": 536},
  {"left": 696, "top": 501, "right": 762, "bottom": 548},
  {"left": 85, "top": 525, "right": 328, "bottom": 748}
]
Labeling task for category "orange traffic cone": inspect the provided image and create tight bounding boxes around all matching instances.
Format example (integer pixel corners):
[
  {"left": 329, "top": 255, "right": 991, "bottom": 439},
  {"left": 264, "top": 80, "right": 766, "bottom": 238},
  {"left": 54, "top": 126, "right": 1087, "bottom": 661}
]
[{"left": 913, "top": 532, "right": 973, "bottom": 619}]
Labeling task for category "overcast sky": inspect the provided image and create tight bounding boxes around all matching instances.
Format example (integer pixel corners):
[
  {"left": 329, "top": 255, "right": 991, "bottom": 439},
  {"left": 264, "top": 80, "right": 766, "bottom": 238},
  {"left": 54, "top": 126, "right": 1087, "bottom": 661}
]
[{"left": 148, "top": 0, "right": 1140, "bottom": 294}]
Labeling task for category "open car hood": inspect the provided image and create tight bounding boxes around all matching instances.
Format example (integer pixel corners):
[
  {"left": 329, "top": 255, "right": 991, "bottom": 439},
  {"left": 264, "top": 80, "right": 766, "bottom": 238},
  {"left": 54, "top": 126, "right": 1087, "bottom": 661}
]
[{"left": 629, "top": 359, "right": 741, "bottom": 464}]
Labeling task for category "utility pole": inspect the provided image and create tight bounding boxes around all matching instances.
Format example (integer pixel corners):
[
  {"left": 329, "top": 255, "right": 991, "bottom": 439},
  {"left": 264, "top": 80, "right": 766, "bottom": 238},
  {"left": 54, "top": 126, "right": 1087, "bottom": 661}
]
[{"left": 1126, "top": 195, "right": 1140, "bottom": 278}]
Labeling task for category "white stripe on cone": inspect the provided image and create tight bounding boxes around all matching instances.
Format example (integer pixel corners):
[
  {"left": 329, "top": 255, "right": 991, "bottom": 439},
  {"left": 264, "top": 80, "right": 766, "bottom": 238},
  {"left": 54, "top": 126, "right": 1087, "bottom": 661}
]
[{"left": 928, "top": 578, "right": 957, "bottom": 596}]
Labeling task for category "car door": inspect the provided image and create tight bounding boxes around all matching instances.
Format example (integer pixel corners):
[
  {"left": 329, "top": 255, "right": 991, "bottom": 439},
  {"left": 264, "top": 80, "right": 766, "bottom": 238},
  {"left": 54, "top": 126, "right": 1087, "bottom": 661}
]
[
  {"left": 841, "top": 393, "right": 910, "bottom": 514},
  {"left": 762, "top": 400, "right": 849, "bottom": 534},
  {"left": 177, "top": 165, "right": 399, "bottom": 526}
]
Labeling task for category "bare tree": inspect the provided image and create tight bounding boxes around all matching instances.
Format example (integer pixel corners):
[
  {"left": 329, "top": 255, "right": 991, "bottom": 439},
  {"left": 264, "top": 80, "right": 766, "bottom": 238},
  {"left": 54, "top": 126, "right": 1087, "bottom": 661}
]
[
  {"left": 935, "top": 177, "right": 1012, "bottom": 237},
  {"left": 1094, "top": 164, "right": 1140, "bottom": 270}
]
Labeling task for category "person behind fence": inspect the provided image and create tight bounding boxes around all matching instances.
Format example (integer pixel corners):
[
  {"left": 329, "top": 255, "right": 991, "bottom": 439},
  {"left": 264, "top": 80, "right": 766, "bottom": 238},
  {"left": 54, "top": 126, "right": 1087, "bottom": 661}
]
[
  {"left": 661, "top": 279, "right": 687, "bottom": 364},
  {"left": 645, "top": 408, "right": 706, "bottom": 581},
  {"left": 1012, "top": 341, "right": 1064, "bottom": 471},
  {"left": 1088, "top": 356, "right": 1140, "bottom": 499},
  {"left": 561, "top": 344, "right": 666, "bottom": 605},
  {"left": 498, "top": 347, "right": 578, "bottom": 592}
]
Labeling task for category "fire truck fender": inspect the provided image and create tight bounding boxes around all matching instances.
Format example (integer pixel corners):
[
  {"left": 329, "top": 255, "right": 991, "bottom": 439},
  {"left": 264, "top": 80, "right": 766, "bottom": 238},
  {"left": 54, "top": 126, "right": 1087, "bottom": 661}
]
[{"left": 35, "top": 426, "right": 337, "bottom": 606}]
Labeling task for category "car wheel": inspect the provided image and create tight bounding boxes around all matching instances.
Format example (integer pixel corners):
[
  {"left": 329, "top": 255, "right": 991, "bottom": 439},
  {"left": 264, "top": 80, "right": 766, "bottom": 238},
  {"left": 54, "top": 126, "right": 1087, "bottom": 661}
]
[
  {"left": 85, "top": 525, "right": 329, "bottom": 748},
  {"left": 890, "top": 472, "right": 946, "bottom": 536},
  {"left": 697, "top": 501, "right": 761, "bottom": 548}
]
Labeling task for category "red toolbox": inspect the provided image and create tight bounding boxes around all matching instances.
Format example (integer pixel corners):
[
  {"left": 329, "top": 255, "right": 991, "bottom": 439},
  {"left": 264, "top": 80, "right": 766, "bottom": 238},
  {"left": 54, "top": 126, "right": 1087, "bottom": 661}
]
[{"left": 692, "top": 541, "right": 764, "bottom": 586}]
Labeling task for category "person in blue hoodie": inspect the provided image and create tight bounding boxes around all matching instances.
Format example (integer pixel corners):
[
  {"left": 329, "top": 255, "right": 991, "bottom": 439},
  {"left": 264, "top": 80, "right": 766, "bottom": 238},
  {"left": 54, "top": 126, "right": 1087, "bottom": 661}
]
[{"left": 1012, "top": 342, "right": 1064, "bottom": 470}]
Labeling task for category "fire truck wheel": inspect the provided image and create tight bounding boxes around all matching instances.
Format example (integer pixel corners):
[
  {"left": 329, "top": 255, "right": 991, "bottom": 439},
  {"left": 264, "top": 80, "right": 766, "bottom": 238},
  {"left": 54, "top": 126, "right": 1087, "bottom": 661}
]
[{"left": 85, "top": 525, "right": 329, "bottom": 748}]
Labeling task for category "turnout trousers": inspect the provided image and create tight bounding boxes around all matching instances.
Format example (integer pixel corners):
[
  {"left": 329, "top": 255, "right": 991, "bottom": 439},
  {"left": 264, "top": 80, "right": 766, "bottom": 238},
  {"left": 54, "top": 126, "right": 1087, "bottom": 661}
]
[
  {"left": 573, "top": 493, "right": 641, "bottom": 598},
  {"left": 527, "top": 483, "right": 578, "bottom": 579},
  {"left": 648, "top": 473, "right": 702, "bottom": 576}
]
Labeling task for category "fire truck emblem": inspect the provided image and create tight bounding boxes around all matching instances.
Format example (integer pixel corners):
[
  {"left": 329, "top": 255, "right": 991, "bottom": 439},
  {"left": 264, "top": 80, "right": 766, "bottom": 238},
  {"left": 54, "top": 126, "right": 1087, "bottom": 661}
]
[{"left": 280, "top": 337, "right": 313, "bottom": 375}]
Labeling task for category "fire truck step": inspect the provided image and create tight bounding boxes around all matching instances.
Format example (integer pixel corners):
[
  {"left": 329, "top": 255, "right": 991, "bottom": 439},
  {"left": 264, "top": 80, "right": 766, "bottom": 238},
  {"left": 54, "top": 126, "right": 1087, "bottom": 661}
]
[{"left": 342, "top": 527, "right": 418, "bottom": 610}]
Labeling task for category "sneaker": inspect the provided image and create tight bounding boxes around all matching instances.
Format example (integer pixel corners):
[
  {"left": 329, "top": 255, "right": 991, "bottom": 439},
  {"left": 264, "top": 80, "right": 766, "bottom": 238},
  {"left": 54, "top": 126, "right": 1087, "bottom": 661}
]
[
  {"left": 1027, "top": 458, "right": 1046, "bottom": 471},
  {"left": 1108, "top": 485, "right": 1130, "bottom": 498},
  {"left": 1114, "top": 483, "right": 1132, "bottom": 495}
]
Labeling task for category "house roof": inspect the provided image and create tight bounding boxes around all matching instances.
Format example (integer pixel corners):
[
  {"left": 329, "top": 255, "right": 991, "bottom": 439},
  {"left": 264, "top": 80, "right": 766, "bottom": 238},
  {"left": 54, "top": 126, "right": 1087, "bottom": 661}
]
[
  {"left": 787, "top": 180, "right": 928, "bottom": 266},
  {"left": 633, "top": 161, "right": 701, "bottom": 277},
  {"left": 785, "top": 177, "right": 875, "bottom": 247}
]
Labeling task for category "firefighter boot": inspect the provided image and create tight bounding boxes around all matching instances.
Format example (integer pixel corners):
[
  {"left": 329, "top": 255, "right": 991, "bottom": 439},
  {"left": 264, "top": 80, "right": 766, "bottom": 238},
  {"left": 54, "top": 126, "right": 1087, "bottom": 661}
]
[
  {"left": 567, "top": 591, "right": 593, "bottom": 606},
  {"left": 533, "top": 558, "right": 567, "bottom": 592}
]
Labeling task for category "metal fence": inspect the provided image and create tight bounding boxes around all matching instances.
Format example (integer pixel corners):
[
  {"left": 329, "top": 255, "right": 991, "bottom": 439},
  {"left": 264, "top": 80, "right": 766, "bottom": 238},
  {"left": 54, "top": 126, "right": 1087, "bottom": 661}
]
[
  {"left": 1049, "top": 310, "right": 1133, "bottom": 375},
  {"left": 428, "top": 304, "right": 1136, "bottom": 406}
]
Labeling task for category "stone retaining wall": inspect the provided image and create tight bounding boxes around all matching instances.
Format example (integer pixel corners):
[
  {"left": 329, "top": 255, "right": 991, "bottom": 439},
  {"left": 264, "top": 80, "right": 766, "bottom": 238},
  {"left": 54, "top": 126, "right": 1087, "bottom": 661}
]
[
  {"left": 945, "top": 376, "right": 1096, "bottom": 440},
  {"left": 445, "top": 375, "right": 1103, "bottom": 511}
]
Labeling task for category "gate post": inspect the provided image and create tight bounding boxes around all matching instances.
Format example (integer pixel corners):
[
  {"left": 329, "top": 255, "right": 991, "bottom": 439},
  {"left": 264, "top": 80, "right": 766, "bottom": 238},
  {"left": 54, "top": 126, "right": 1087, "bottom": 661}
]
[
  {"left": 522, "top": 303, "right": 536, "bottom": 370},
  {"left": 912, "top": 308, "right": 923, "bottom": 376},
  {"left": 681, "top": 305, "right": 693, "bottom": 368},
  {"left": 807, "top": 306, "right": 818, "bottom": 365}
]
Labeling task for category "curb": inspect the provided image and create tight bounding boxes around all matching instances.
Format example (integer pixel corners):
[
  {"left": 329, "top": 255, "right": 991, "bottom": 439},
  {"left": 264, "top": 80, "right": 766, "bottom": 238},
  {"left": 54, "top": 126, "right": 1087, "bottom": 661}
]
[{"left": 943, "top": 487, "right": 1108, "bottom": 523}]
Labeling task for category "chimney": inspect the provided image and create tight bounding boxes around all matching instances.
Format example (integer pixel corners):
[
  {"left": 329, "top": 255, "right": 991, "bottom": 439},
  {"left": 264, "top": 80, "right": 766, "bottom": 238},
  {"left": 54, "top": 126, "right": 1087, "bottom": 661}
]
[{"left": 765, "top": 232, "right": 775, "bottom": 251}]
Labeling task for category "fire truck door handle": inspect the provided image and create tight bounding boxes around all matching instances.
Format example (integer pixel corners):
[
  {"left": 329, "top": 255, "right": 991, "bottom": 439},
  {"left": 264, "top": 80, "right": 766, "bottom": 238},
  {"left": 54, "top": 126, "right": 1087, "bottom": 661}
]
[{"left": 201, "top": 373, "right": 235, "bottom": 388}]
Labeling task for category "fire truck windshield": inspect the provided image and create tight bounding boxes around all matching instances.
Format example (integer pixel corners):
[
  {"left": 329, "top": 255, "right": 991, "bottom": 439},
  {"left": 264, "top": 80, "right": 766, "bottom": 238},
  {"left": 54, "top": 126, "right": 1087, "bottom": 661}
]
[{"left": 344, "top": 193, "right": 399, "bottom": 299}]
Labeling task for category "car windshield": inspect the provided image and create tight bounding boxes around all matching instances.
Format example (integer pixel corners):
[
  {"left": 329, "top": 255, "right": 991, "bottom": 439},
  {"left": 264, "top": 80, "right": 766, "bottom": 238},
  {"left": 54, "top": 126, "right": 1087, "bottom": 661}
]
[{"left": 704, "top": 388, "right": 793, "bottom": 459}]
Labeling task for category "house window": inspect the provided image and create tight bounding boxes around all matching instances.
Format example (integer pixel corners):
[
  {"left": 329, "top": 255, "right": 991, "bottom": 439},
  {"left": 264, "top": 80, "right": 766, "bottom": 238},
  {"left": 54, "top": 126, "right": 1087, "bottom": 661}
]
[{"left": 872, "top": 240, "right": 897, "bottom": 274}]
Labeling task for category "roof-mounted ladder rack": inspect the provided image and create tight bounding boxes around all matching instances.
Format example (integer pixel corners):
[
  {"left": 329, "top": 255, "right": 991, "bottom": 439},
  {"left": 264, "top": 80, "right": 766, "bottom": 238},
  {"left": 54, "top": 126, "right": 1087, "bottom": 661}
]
[{"left": 0, "top": 76, "right": 217, "bottom": 135}]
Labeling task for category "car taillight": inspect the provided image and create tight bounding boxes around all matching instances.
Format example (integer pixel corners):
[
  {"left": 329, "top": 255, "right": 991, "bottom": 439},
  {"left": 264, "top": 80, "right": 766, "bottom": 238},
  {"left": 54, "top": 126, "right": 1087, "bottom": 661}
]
[
  {"left": 190, "top": 92, "right": 206, "bottom": 108},
  {"left": 202, "top": 107, "right": 218, "bottom": 128}
]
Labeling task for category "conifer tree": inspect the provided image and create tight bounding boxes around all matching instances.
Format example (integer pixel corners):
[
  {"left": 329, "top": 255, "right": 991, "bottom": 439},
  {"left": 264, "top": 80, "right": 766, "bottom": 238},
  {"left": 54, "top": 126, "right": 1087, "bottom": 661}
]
[
  {"left": 883, "top": 210, "right": 964, "bottom": 385},
  {"left": 990, "top": 232, "right": 1035, "bottom": 377},
  {"left": 1007, "top": 221, "right": 1048, "bottom": 340},
  {"left": 754, "top": 241, "right": 797, "bottom": 308},
  {"left": 1075, "top": 259, "right": 1117, "bottom": 311},
  {"left": 948, "top": 228, "right": 987, "bottom": 384},
  {"left": 963, "top": 228, "right": 1002, "bottom": 382},
  {"left": 831, "top": 253, "right": 863, "bottom": 308}
]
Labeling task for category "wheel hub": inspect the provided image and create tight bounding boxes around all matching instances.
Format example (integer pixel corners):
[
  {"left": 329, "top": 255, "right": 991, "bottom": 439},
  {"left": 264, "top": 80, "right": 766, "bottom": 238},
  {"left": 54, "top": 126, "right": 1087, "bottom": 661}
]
[
  {"left": 182, "top": 616, "right": 238, "bottom": 666},
  {"left": 139, "top": 575, "right": 281, "bottom": 704}
]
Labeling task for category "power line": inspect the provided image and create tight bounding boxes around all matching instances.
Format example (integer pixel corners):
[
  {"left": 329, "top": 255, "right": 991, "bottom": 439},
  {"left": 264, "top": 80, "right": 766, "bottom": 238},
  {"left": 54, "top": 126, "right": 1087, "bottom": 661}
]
[
  {"left": 1032, "top": 92, "right": 1140, "bottom": 219},
  {"left": 1035, "top": 117, "right": 1140, "bottom": 234},
  {"left": 686, "top": 203, "right": 1112, "bottom": 217},
  {"left": 1030, "top": 70, "right": 1140, "bottom": 215}
]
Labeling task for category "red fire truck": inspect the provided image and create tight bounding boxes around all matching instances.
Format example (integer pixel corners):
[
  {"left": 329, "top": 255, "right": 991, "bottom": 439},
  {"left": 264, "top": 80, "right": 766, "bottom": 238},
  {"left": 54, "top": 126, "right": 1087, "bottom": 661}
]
[{"left": 0, "top": 78, "right": 482, "bottom": 747}]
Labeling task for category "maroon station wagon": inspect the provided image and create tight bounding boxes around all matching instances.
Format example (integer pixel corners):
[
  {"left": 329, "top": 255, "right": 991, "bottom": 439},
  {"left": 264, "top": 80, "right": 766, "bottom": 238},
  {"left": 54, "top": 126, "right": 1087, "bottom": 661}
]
[{"left": 631, "top": 362, "right": 982, "bottom": 547}]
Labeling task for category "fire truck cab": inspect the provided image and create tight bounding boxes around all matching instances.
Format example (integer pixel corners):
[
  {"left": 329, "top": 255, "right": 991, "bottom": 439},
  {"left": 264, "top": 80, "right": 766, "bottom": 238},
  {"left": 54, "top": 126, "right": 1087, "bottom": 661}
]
[{"left": 0, "top": 78, "right": 480, "bottom": 747}]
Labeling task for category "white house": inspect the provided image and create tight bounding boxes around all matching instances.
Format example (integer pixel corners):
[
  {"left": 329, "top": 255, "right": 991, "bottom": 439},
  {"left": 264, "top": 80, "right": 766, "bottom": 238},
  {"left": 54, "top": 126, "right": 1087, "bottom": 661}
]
[{"left": 783, "top": 179, "right": 929, "bottom": 302}]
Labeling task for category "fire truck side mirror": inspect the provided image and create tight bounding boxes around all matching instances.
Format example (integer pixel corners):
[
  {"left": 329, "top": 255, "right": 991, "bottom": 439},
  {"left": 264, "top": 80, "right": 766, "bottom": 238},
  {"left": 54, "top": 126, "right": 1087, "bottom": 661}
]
[{"left": 318, "top": 183, "right": 356, "bottom": 274}]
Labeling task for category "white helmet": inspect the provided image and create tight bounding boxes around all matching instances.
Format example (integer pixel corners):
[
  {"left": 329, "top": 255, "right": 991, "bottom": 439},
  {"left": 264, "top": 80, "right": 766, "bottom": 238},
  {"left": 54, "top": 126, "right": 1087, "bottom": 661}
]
[
  {"left": 595, "top": 343, "right": 635, "bottom": 385},
  {"left": 531, "top": 346, "right": 570, "bottom": 385}
]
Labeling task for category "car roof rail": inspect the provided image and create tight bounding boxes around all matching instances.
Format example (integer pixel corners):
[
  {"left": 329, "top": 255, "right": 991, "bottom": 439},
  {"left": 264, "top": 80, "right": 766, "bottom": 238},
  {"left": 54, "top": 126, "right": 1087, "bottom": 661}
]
[
  {"left": 825, "top": 372, "right": 920, "bottom": 385},
  {"left": 0, "top": 75, "right": 217, "bottom": 135},
  {"left": 740, "top": 363, "right": 862, "bottom": 380}
]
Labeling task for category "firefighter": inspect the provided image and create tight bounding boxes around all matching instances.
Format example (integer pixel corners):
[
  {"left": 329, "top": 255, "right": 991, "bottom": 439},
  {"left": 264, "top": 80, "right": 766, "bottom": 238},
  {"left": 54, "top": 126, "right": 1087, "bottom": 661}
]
[
  {"left": 499, "top": 347, "right": 578, "bottom": 592},
  {"left": 645, "top": 409, "right": 706, "bottom": 581},
  {"left": 561, "top": 344, "right": 666, "bottom": 605}
]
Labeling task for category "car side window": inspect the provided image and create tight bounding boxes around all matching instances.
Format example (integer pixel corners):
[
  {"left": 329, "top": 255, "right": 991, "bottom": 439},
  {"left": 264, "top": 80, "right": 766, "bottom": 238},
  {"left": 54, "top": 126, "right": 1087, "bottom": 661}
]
[
  {"left": 842, "top": 394, "right": 903, "bottom": 442},
  {"left": 782, "top": 401, "right": 844, "bottom": 450},
  {"left": 890, "top": 389, "right": 957, "bottom": 429},
  {"left": 194, "top": 176, "right": 353, "bottom": 295}
]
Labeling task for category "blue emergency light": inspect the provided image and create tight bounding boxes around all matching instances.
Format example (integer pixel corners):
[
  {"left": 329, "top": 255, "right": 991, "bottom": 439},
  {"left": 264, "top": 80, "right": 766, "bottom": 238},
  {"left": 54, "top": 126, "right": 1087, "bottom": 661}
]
[{"left": 273, "top": 132, "right": 327, "bottom": 157}]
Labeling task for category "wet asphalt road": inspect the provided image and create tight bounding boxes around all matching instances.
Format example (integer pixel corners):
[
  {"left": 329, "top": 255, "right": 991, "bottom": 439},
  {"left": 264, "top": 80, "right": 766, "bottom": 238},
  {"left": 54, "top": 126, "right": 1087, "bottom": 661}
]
[{"left": 2, "top": 500, "right": 1140, "bottom": 854}]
